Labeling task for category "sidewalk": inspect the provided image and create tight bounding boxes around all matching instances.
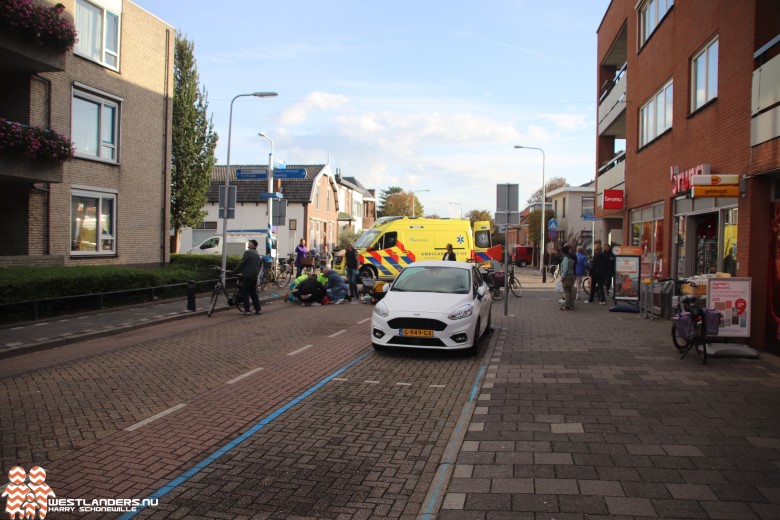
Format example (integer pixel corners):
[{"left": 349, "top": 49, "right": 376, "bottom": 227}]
[
  {"left": 0, "top": 288, "right": 288, "bottom": 359},
  {"left": 437, "top": 272, "right": 780, "bottom": 519}
]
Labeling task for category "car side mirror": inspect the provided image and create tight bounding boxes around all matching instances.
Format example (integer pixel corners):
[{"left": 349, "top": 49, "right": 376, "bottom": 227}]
[
  {"left": 477, "top": 285, "right": 486, "bottom": 299},
  {"left": 382, "top": 283, "right": 390, "bottom": 293}
]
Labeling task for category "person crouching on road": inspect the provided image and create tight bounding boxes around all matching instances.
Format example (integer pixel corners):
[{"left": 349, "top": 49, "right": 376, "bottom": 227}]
[
  {"left": 559, "top": 244, "right": 577, "bottom": 310},
  {"left": 323, "top": 267, "right": 349, "bottom": 304},
  {"left": 292, "top": 274, "right": 325, "bottom": 306},
  {"left": 235, "top": 239, "right": 262, "bottom": 314}
]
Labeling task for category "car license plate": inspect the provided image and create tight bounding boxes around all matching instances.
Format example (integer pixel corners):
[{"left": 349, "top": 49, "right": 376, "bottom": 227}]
[{"left": 400, "top": 328, "right": 433, "bottom": 337}]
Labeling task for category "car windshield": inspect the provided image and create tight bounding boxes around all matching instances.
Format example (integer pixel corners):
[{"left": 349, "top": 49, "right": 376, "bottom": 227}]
[
  {"left": 354, "top": 229, "right": 380, "bottom": 249},
  {"left": 391, "top": 266, "right": 471, "bottom": 294}
]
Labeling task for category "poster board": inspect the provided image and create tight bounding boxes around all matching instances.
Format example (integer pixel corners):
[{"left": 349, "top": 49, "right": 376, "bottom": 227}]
[
  {"left": 707, "top": 277, "right": 751, "bottom": 338},
  {"left": 614, "top": 255, "right": 640, "bottom": 303}
]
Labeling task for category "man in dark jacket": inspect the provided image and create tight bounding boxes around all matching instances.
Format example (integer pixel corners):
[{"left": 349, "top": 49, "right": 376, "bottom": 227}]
[
  {"left": 587, "top": 244, "right": 610, "bottom": 305},
  {"left": 603, "top": 243, "right": 616, "bottom": 294},
  {"left": 235, "top": 239, "right": 262, "bottom": 314}
]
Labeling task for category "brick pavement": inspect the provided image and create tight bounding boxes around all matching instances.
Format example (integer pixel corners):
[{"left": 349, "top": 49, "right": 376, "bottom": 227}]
[{"left": 438, "top": 274, "right": 780, "bottom": 520}]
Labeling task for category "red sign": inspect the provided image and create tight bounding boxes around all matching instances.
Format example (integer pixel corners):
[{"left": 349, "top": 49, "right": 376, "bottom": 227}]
[
  {"left": 602, "top": 189, "right": 624, "bottom": 209},
  {"left": 671, "top": 163, "right": 710, "bottom": 195}
]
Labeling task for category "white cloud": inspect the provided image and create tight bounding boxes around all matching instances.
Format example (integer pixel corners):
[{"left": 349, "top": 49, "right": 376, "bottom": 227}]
[
  {"left": 278, "top": 92, "right": 351, "bottom": 126},
  {"left": 537, "top": 113, "right": 589, "bottom": 131}
]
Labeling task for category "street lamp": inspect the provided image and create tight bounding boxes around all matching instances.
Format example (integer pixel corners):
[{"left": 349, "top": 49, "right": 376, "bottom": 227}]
[
  {"left": 258, "top": 132, "right": 274, "bottom": 262},
  {"left": 220, "top": 92, "right": 277, "bottom": 284},
  {"left": 411, "top": 189, "right": 430, "bottom": 218},
  {"left": 514, "top": 145, "right": 546, "bottom": 281},
  {"left": 449, "top": 202, "right": 462, "bottom": 219}
]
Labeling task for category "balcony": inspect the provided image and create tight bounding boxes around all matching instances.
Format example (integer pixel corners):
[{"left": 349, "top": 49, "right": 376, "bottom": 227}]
[
  {"left": 597, "top": 152, "right": 625, "bottom": 210},
  {"left": 0, "top": 154, "right": 63, "bottom": 183},
  {"left": 598, "top": 63, "right": 627, "bottom": 136},
  {"left": 0, "top": 30, "right": 65, "bottom": 72},
  {"left": 751, "top": 37, "right": 780, "bottom": 147},
  {"left": 0, "top": 1, "right": 76, "bottom": 73}
]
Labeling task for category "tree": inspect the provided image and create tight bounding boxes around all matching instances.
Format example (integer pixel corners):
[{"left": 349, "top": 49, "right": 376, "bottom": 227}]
[
  {"left": 526, "top": 208, "right": 556, "bottom": 252},
  {"left": 170, "top": 32, "right": 218, "bottom": 253},
  {"left": 381, "top": 190, "right": 423, "bottom": 217},
  {"left": 377, "top": 186, "right": 403, "bottom": 217},
  {"left": 526, "top": 177, "right": 568, "bottom": 204}
]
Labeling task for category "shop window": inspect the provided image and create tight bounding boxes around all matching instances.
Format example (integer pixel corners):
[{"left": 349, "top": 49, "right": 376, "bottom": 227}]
[
  {"left": 692, "top": 37, "right": 718, "bottom": 112},
  {"left": 631, "top": 202, "right": 664, "bottom": 278},
  {"left": 71, "top": 190, "right": 116, "bottom": 255},
  {"left": 723, "top": 208, "right": 737, "bottom": 276}
]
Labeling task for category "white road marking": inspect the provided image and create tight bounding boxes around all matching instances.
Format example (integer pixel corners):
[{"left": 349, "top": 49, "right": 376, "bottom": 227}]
[
  {"left": 429, "top": 384, "right": 446, "bottom": 388},
  {"left": 125, "top": 403, "right": 186, "bottom": 431},
  {"left": 226, "top": 367, "right": 264, "bottom": 385},
  {"left": 396, "top": 382, "right": 412, "bottom": 386},
  {"left": 364, "top": 380, "right": 380, "bottom": 384},
  {"left": 328, "top": 329, "right": 346, "bottom": 338},
  {"left": 288, "top": 344, "right": 313, "bottom": 356},
  {"left": 333, "top": 377, "right": 349, "bottom": 382},
  {"left": 33, "top": 322, "right": 49, "bottom": 327},
  {"left": 358, "top": 318, "right": 371, "bottom": 324}
]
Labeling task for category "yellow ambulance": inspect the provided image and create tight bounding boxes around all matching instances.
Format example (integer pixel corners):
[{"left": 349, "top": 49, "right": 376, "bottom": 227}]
[{"left": 335, "top": 217, "right": 492, "bottom": 279}]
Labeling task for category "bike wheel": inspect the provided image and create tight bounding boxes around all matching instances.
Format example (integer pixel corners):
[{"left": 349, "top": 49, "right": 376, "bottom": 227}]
[
  {"left": 276, "top": 269, "right": 291, "bottom": 288},
  {"left": 671, "top": 311, "right": 687, "bottom": 351},
  {"left": 492, "top": 288, "right": 504, "bottom": 300},
  {"left": 232, "top": 284, "right": 243, "bottom": 312},
  {"left": 207, "top": 288, "right": 219, "bottom": 317},
  {"left": 582, "top": 277, "right": 591, "bottom": 296},
  {"left": 509, "top": 276, "right": 523, "bottom": 298}
]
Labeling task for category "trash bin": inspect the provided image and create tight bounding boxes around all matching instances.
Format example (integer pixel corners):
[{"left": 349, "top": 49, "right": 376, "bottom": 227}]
[{"left": 186, "top": 280, "right": 197, "bottom": 311}]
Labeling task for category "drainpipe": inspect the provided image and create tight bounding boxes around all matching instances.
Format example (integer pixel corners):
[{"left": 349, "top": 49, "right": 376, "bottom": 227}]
[{"left": 160, "top": 29, "right": 171, "bottom": 266}]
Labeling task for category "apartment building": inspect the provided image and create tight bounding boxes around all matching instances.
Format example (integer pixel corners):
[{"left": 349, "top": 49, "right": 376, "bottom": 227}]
[
  {"left": 0, "top": 0, "right": 173, "bottom": 267},
  {"left": 597, "top": 0, "right": 780, "bottom": 348},
  {"left": 181, "top": 164, "right": 375, "bottom": 257},
  {"left": 547, "top": 182, "right": 604, "bottom": 252}
]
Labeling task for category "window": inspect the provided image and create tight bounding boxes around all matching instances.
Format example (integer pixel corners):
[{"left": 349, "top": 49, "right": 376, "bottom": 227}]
[
  {"left": 327, "top": 189, "right": 331, "bottom": 211},
  {"left": 639, "top": 0, "right": 673, "bottom": 47},
  {"left": 639, "top": 80, "right": 673, "bottom": 147},
  {"left": 630, "top": 202, "right": 664, "bottom": 278},
  {"left": 72, "top": 87, "right": 119, "bottom": 162},
  {"left": 692, "top": 37, "right": 718, "bottom": 111},
  {"left": 75, "top": 0, "right": 120, "bottom": 69},
  {"left": 562, "top": 198, "right": 567, "bottom": 218},
  {"left": 194, "top": 221, "right": 218, "bottom": 230},
  {"left": 582, "top": 197, "right": 595, "bottom": 218},
  {"left": 315, "top": 185, "right": 320, "bottom": 210},
  {"left": 71, "top": 190, "right": 116, "bottom": 255}
]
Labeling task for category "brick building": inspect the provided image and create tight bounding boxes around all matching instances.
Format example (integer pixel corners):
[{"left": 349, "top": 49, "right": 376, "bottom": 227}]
[
  {"left": 0, "top": 0, "right": 173, "bottom": 267},
  {"left": 596, "top": 0, "right": 780, "bottom": 348}
]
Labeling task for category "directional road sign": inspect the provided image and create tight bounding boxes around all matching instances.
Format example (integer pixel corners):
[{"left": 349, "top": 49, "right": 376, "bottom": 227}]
[
  {"left": 272, "top": 168, "right": 306, "bottom": 179},
  {"left": 259, "top": 192, "right": 284, "bottom": 199},
  {"left": 236, "top": 168, "right": 267, "bottom": 179}
]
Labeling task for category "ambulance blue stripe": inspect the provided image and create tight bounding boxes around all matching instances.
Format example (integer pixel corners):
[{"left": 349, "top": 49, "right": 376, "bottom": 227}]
[
  {"left": 400, "top": 256, "right": 414, "bottom": 265},
  {"left": 383, "top": 255, "right": 403, "bottom": 271},
  {"left": 368, "top": 256, "right": 393, "bottom": 276}
]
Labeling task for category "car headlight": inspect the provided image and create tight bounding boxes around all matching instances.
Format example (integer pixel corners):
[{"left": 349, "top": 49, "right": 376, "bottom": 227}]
[
  {"left": 374, "top": 301, "right": 389, "bottom": 317},
  {"left": 448, "top": 303, "right": 473, "bottom": 320}
]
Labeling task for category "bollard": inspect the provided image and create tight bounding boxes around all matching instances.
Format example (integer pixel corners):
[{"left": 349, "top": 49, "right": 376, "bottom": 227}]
[{"left": 186, "top": 280, "right": 197, "bottom": 311}]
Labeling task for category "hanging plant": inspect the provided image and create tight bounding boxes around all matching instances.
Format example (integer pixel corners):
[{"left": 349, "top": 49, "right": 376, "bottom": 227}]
[
  {"left": 0, "top": 119, "right": 74, "bottom": 163},
  {"left": 0, "top": 1, "right": 78, "bottom": 51}
]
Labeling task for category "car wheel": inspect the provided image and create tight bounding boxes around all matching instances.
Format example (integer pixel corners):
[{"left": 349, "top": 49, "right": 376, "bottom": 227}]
[
  {"left": 519, "top": 260, "right": 527, "bottom": 267},
  {"left": 466, "top": 319, "right": 482, "bottom": 356}
]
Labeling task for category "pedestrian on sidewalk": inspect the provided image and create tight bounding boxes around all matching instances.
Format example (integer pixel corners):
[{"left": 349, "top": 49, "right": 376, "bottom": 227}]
[
  {"left": 235, "top": 239, "right": 262, "bottom": 314},
  {"left": 294, "top": 238, "right": 308, "bottom": 278},
  {"left": 443, "top": 243, "right": 457, "bottom": 261},
  {"left": 559, "top": 245, "right": 577, "bottom": 310},
  {"left": 604, "top": 243, "right": 616, "bottom": 295},
  {"left": 587, "top": 244, "right": 609, "bottom": 305},
  {"left": 575, "top": 245, "right": 589, "bottom": 300},
  {"left": 344, "top": 244, "right": 360, "bottom": 299}
]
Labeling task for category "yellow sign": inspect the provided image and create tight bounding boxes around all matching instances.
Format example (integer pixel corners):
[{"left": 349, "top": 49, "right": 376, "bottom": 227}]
[
  {"left": 691, "top": 174, "right": 740, "bottom": 186},
  {"left": 691, "top": 185, "right": 740, "bottom": 198},
  {"left": 612, "top": 245, "right": 643, "bottom": 256}
]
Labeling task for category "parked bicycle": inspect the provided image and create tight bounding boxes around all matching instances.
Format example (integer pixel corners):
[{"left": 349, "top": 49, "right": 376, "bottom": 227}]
[
  {"left": 666, "top": 278, "right": 720, "bottom": 364},
  {"left": 208, "top": 267, "right": 243, "bottom": 317},
  {"left": 483, "top": 265, "right": 523, "bottom": 300},
  {"left": 257, "top": 255, "right": 292, "bottom": 291}
]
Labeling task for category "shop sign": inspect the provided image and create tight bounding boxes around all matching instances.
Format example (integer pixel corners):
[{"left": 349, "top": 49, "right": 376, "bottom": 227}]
[
  {"left": 691, "top": 186, "right": 740, "bottom": 198},
  {"left": 670, "top": 163, "right": 710, "bottom": 195},
  {"left": 603, "top": 189, "right": 624, "bottom": 209},
  {"left": 612, "top": 245, "right": 643, "bottom": 256},
  {"left": 690, "top": 174, "right": 740, "bottom": 186},
  {"left": 614, "top": 255, "right": 640, "bottom": 302},
  {"left": 706, "top": 277, "right": 751, "bottom": 338}
]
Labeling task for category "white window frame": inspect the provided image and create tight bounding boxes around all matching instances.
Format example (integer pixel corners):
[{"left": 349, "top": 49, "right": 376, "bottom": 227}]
[
  {"left": 74, "top": 0, "right": 121, "bottom": 71},
  {"left": 639, "top": 80, "right": 673, "bottom": 147},
  {"left": 72, "top": 86, "right": 120, "bottom": 163},
  {"left": 691, "top": 36, "right": 719, "bottom": 112},
  {"left": 71, "top": 189, "right": 117, "bottom": 256},
  {"left": 639, "top": 0, "right": 673, "bottom": 47}
]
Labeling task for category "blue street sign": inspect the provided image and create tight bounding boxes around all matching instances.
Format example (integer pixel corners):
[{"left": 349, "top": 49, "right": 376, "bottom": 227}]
[
  {"left": 272, "top": 168, "right": 306, "bottom": 179},
  {"left": 236, "top": 168, "right": 267, "bottom": 179},
  {"left": 547, "top": 218, "right": 558, "bottom": 231},
  {"left": 583, "top": 214, "right": 602, "bottom": 221},
  {"left": 259, "top": 192, "right": 284, "bottom": 199}
]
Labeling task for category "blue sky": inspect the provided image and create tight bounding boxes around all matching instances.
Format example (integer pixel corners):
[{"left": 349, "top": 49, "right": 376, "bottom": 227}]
[{"left": 135, "top": 0, "right": 611, "bottom": 218}]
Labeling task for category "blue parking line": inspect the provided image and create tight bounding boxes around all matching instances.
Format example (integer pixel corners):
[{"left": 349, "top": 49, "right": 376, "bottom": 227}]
[{"left": 119, "top": 351, "right": 371, "bottom": 519}]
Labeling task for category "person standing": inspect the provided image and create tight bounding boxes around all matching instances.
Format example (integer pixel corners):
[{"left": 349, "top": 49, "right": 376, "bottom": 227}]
[
  {"left": 559, "top": 244, "right": 577, "bottom": 310},
  {"left": 235, "top": 239, "right": 262, "bottom": 314},
  {"left": 575, "top": 245, "right": 589, "bottom": 301},
  {"left": 587, "top": 244, "right": 609, "bottom": 305},
  {"left": 294, "top": 238, "right": 308, "bottom": 277},
  {"left": 344, "top": 244, "right": 360, "bottom": 299},
  {"left": 318, "top": 245, "right": 333, "bottom": 271},
  {"left": 604, "top": 243, "right": 616, "bottom": 295},
  {"left": 443, "top": 243, "right": 457, "bottom": 261}
]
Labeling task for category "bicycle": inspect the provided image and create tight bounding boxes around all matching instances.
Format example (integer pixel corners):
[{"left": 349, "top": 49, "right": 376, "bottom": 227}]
[
  {"left": 483, "top": 265, "right": 523, "bottom": 300},
  {"left": 258, "top": 256, "right": 292, "bottom": 291},
  {"left": 667, "top": 278, "right": 719, "bottom": 364},
  {"left": 208, "top": 267, "right": 243, "bottom": 317}
]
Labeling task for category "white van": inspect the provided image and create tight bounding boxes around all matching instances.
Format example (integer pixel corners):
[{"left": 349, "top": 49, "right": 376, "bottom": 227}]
[{"left": 187, "top": 231, "right": 276, "bottom": 257}]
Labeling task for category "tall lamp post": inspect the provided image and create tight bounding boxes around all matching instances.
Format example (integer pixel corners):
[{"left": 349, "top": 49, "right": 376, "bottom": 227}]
[
  {"left": 220, "top": 92, "right": 277, "bottom": 284},
  {"left": 449, "top": 202, "right": 462, "bottom": 219},
  {"left": 514, "top": 145, "right": 546, "bottom": 282},
  {"left": 411, "top": 189, "right": 430, "bottom": 218},
  {"left": 258, "top": 132, "right": 274, "bottom": 263}
]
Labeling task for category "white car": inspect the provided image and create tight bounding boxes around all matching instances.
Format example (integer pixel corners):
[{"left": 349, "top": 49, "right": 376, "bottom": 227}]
[{"left": 371, "top": 261, "right": 492, "bottom": 353}]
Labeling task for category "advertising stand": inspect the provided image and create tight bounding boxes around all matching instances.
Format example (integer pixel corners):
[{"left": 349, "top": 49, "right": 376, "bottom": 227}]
[
  {"left": 613, "top": 255, "right": 641, "bottom": 306},
  {"left": 706, "top": 277, "right": 751, "bottom": 338}
]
